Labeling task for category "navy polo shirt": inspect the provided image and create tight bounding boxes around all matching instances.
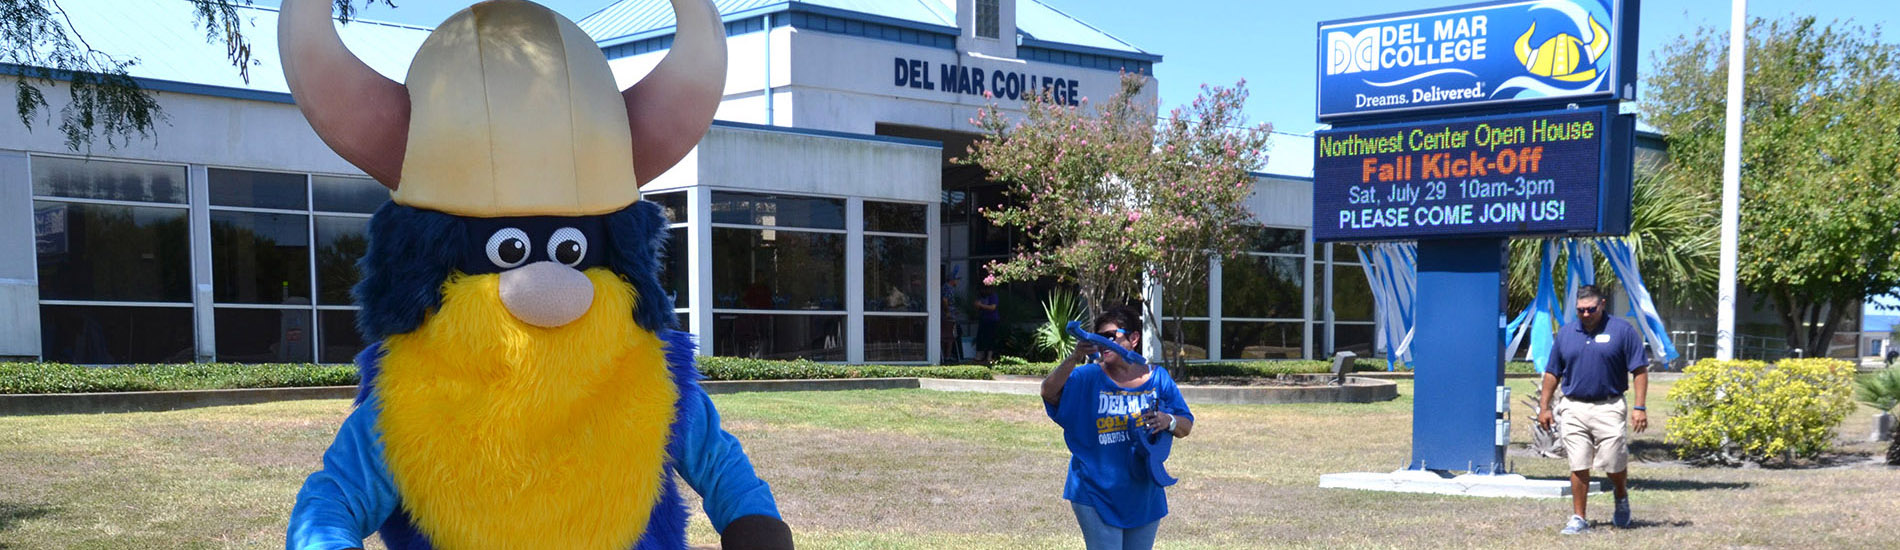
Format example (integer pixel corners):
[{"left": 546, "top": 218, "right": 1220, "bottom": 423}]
[{"left": 1547, "top": 316, "right": 1648, "bottom": 401}]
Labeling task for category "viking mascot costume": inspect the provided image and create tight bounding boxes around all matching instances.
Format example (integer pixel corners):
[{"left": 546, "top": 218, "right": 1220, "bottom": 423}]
[{"left": 279, "top": 0, "right": 793, "bottom": 548}]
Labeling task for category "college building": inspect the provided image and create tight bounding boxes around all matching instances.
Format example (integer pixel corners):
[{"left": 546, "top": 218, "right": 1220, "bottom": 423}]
[{"left": 13, "top": 0, "right": 1808, "bottom": 366}]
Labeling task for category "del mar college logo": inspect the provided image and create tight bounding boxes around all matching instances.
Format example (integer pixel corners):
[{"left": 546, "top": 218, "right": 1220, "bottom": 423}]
[{"left": 1319, "top": 0, "right": 1619, "bottom": 118}]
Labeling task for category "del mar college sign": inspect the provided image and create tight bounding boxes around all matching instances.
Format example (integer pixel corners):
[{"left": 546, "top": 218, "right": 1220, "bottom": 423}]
[
  {"left": 1317, "top": 0, "right": 1636, "bottom": 121},
  {"left": 1312, "top": 106, "right": 1631, "bottom": 242}
]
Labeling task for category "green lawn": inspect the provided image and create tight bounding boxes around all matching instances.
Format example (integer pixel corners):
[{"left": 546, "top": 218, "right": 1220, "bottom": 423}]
[{"left": 1, "top": 378, "right": 1894, "bottom": 549}]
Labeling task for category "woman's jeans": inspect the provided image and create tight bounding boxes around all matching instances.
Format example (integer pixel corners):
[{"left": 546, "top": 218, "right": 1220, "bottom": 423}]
[{"left": 1072, "top": 501, "right": 1160, "bottom": 550}]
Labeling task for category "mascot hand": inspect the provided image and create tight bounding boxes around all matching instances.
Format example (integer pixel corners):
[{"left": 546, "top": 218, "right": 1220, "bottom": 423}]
[{"left": 720, "top": 514, "right": 794, "bottom": 550}]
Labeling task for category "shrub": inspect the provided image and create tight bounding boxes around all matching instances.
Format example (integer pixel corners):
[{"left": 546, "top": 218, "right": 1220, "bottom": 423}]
[
  {"left": 1033, "top": 293, "right": 1087, "bottom": 361},
  {"left": 1665, "top": 358, "right": 1858, "bottom": 464},
  {"left": 1855, "top": 368, "right": 1900, "bottom": 413}
]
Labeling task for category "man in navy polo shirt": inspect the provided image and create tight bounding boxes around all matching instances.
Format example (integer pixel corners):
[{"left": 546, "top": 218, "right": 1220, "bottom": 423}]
[{"left": 1537, "top": 285, "right": 1650, "bottom": 535}]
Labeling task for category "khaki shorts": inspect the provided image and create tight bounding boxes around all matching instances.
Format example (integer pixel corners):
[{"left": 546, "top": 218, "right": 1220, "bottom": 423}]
[{"left": 1556, "top": 395, "right": 1629, "bottom": 473}]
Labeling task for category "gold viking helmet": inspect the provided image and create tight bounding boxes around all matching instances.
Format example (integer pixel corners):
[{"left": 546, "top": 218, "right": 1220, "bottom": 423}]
[{"left": 278, "top": 0, "right": 728, "bottom": 217}]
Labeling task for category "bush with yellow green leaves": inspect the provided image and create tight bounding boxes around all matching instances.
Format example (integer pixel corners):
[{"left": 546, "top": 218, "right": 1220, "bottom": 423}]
[{"left": 1665, "top": 358, "right": 1857, "bottom": 465}]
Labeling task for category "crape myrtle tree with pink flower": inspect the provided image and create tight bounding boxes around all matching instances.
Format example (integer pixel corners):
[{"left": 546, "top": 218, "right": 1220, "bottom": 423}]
[{"left": 960, "top": 73, "right": 1272, "bottom": 371}]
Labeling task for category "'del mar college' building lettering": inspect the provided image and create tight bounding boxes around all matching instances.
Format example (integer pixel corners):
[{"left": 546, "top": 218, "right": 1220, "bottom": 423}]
[{"left": 894, "top": 56, "right": 1085, "bottom": 105}]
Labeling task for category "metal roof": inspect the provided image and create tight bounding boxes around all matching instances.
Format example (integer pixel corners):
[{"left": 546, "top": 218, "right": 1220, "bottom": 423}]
[
  {"left": 578, "top": 0, "right": 1150, "bottom": 57},
  {"left": 30, "top": 0, "right": 431, "bottom": 96}
]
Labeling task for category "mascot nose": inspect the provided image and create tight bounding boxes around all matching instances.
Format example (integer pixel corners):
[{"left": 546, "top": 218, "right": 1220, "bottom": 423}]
[{"left": 499, "top": 262, "right": 595, "bottom": 327}]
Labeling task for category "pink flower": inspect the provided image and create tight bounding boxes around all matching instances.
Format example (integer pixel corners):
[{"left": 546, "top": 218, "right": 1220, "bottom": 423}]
[{"left": 984, "top": 275, "right": 997, "bottom": 286}]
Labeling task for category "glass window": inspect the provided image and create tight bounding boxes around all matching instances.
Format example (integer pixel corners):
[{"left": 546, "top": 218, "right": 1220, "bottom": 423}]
[
  {"left": 712, "top": 228, "right": 843, "bottom": 311},
  {"left": 1221, "top": 255, "right": 1303, "bottom": 319},
  {"left": 975, "top": 0, "right": 1000, "bottom": 38},
  {"left": 210, "top": 168, "right": 307, "bottom": 210},
  {"left": 1157, "top": 319, "right": 1209, "bottom": 362},
  {"left": 710, "top": 192, "right": 844, "bottom": 229},
  {"left": 31, "top": 156, "right": 186, "bottom": 204},
  {"left": 212, "top": 211, "right": 312, "bottom": 304},
  {"left": 1334, "top": 323, "right": 1377, "bottom": 357},
  {"left": 34, "top": 201, "right": 191, "bottom": 302},
  {"left": 1221, "top": 321, "right": 1303, "bottom": 360},
  {"left": 1249, "top": 226, "right": 1306, "bottom": 254},
  {"left": 319, "top": 310, "right": 364, "bottom": 364},
  {"left": 971, "top": 186, "right": 1012, "bottom": 256},
  {"left": 865, "top": 236, "right": 927, "bottom": 312},
  {"left": 1331, "top": 243, "right": 1362, "bottom": 264},
  {"left": 312, "top": 175, "right": 389, "bottom": 214},
  {"left": 40, "top": 305, "right": 194, "bottom": 363},
  {"left": 661, "top": 229, "right": 689, "bottom": 308},
  {"left": 1311, "top": 266, "right": 1326, "bottom": 321},
  {"left": 1169, "top": 271, "right": 1209, "bottom": 318},
  {"left": 865, "top": 315, "right": 927, "bottom": 362},
  {"left": 712, "top": 313, "right": 845, "bottom": 361},
  {"left": 1332, "top": 263, "right": 1375, "bottom": 322},
  {"left": 215, "top": 307, "right": 314, "bottom": 363},
  {"left": 865, "top": 201, "right": 927, "bottom": 234},
  {"left": 315, "top": 216, "right": 369, "bottom": 306},
  {"left": 648, "top": 192, "right": 688, "bottom": 224}
]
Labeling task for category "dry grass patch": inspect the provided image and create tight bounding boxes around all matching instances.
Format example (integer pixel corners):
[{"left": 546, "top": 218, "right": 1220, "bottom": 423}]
[{"left": 1, "top": 380, "right": 1896, "bottom": 549}]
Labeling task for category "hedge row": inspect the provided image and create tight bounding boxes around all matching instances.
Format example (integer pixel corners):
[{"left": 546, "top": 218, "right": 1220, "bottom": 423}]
[
  {"left": 694, "top": 357, "right": 993, "bottom": 382},
  {"left": 1, "top": 356, "right": 1541, "bottom": 394},
  {"left": 0, "top": 362, "right": 359, "bottom": 394},
  {"left": 0, "top": 357, "right": 991, "bottom": 394}
]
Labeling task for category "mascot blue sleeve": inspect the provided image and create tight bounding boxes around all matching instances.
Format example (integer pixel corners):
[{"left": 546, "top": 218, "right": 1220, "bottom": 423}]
[
  {"left": 665, "top": 331, "right": 782, "bottom": 531},
  {"left": 286, "top": 394, "right": 398, "bottom": 549}
]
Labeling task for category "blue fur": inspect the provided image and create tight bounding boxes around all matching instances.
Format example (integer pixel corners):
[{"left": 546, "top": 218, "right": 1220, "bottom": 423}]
[
  {"left": 606, "top": 201, "right": 679, "bottom": 333},
  {"left": 353, "top": 202, "right": 466, "bottom": 342},
  {"left": 639, "top": 329, "right": 705, "bottom": 550}
]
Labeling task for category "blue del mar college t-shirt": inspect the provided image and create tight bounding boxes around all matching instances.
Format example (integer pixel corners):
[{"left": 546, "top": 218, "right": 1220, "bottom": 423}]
[{"left": 1045, "top": 363, "right": 1193, "bottom": 528}]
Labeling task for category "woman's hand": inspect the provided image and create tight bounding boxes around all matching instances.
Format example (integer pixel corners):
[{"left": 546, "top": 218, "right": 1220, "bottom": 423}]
[{"left": 1140, "top": 410, "right": 1174, "bottom": 435}]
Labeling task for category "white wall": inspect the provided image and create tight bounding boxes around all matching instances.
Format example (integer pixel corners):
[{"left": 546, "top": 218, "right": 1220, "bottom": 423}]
[
  {"left": 644, "top": 124, "right": 941, "bottom": 203},
  {"left": 0, "top": 81, "right": 368, "bottom": 178},
  {"left": 610, "top": 25, "right": 1154, "bottom": 136},
  {"left": 0, "top": 151, "right": 38, "bottom": 358},
  {"left": 1247, "top": 175, "right": 1314, "bottom": 228}
]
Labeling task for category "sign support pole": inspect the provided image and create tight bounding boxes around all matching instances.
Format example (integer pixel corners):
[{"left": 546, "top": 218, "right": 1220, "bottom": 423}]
[{"left": 1410, "top": 238, "right": 1507, "bottom": 473}]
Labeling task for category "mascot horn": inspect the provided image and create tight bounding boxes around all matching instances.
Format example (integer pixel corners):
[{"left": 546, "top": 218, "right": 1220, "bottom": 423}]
[{"left": 280, "top": 0, "right": 794, "bottom": 548}]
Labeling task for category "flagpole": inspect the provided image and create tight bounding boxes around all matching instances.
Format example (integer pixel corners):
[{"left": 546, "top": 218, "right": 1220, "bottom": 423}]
[{"left": 1716, "top": 0, "right": 1746, "bottom": 360}]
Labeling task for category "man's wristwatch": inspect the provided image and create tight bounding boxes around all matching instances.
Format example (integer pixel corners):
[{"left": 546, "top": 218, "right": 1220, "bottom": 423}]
[
  {"left": 1166, "top": 413, "right": 1178, "bottom": 432},
  {"left": 1632, "top": 406, "right": 1647, "bottom": 411}
]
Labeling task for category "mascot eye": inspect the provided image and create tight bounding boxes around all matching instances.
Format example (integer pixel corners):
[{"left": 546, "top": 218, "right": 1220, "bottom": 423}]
[
  {"left": 486, "top": 228, "right": 531, "bottom": 268},
  {"left": 548, "top": 227, "right": 588, "bottom": 267}
]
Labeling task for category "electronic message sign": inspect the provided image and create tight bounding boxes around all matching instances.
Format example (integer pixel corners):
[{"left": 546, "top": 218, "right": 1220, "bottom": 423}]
[
  {"left": 1316, "top": 0, "right": 1636, "bottom": 121},
  {"left": 1312, "top": 106, "right": 1630, "bottom": 242}
]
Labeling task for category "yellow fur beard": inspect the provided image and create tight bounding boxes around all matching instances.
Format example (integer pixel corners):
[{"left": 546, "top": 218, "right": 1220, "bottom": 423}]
[{"left": 376, "top": 268, "right": 677, "bottom": 549}]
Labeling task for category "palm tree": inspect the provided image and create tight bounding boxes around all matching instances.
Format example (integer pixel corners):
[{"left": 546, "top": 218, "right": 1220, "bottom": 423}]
[{"left": 1507, "top": 169, "right": 1718, "bottom": 313}]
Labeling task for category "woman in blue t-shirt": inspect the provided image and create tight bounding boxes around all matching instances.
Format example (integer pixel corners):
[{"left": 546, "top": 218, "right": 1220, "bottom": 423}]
[{"left": 1041, "top": 306, "right": 1194, "bottom": 550}]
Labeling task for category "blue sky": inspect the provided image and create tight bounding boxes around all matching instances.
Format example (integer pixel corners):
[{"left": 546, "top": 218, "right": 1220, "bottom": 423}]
[{"left": 306, "top": 0, "right": 1899, "bottom": 136}]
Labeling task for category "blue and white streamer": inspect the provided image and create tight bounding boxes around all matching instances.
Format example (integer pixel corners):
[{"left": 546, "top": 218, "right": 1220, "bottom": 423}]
[
  {"left": 1596, "top": 238, "right": 1680, "bottom": 363},
  {"left": 1356, "top": 243, "right": 1417, "bottom": 371}
]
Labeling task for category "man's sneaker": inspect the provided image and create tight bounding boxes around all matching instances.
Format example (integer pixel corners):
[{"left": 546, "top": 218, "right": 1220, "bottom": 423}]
[
  {"left": 1561, "top": 515, "right": 1591, "bottom": 535},
  {"left": 1613, "top": 498, "right": 1632, "bottom": 528}
]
